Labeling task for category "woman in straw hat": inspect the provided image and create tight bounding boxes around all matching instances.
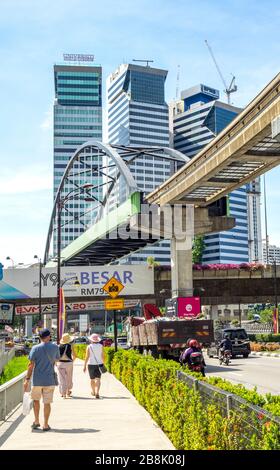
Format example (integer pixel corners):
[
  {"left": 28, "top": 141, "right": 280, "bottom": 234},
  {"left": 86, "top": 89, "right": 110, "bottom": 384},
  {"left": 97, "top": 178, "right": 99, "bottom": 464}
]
[
  {"left": 57, "top": 333, "right": 76, "bottom": 398},
  {"left": 83, "top": 333, "right": 105, "bottom": 399}
]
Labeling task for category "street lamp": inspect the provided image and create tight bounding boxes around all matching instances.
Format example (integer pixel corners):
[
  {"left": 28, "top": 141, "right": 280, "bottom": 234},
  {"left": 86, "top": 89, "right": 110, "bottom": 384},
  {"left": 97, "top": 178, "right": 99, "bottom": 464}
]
[
  {"left": 34, "top": 255, "right": 42, "bottom": 323},
  {"left": 56, "top": 184, "right": 94, "bottom": 344}
]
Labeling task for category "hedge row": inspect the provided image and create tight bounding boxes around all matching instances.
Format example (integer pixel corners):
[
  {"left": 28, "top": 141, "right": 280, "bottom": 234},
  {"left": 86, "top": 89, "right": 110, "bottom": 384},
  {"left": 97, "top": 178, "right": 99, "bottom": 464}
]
[
  {"left": 0, "top": 356, "right": 29, "bottom": 385},
  {"left": 248, "top": 334, "right": 280, "bottom": 343},
  {"left": 108, "top": 349, "right": 280, "bottom": 450}
]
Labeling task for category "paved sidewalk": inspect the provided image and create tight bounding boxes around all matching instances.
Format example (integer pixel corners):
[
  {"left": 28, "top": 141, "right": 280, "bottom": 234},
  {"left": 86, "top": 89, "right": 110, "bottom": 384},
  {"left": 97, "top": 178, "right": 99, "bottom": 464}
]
[
  {"left": 0, "top": 361, "right": 174, "bottom": 450},
  {"left": 250, "top": 351, "right": 280, "bottom": 358}
]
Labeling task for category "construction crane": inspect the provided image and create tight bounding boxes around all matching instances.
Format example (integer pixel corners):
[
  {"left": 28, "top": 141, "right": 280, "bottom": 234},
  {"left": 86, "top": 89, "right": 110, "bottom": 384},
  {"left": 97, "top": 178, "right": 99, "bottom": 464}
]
[
  {"left": 204, "top": 40, "right": 237, "bottom": 105},
  {"left": 132, "top": 59, "right": 154, "bottom": 67}
]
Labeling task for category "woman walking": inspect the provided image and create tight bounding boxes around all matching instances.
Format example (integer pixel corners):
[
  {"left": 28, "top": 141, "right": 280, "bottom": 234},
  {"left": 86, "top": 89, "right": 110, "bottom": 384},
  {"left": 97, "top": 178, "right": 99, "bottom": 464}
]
[
  {"left": 57, "top": 333, "right": 76, "bottom": 398},
  {"left": 83, "top": 333, "right": 105, "bottom": 399}
]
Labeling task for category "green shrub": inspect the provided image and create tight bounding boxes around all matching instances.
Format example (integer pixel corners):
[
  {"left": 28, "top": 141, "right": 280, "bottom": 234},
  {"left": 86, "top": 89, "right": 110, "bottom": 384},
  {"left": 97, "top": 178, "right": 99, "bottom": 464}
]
[
  {"left": 108, "top": 349, "right": 280, "bottom": 450},
  {"left": 0, "top": 356, "right": 29, "bottom": 385}
]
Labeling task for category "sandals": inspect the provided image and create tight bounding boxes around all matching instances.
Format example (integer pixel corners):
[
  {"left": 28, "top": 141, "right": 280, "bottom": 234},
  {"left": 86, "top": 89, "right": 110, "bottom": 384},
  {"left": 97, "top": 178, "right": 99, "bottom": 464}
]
[
  {"left": 31, "top": 422, "right": 40, "bottom": 430},
  {"left": 43, "top": 425, "right": 51, "bottom": 432}
]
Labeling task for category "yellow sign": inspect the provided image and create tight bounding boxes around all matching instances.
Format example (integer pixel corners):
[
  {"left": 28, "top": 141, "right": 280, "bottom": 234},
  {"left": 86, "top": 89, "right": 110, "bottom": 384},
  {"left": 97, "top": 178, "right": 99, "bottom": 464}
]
[
  {"left": 104, "top": 298, "right": 125, "bottom": 310},
  {"left": 103, "top": 276, "right": 124, "bottom": 298}
]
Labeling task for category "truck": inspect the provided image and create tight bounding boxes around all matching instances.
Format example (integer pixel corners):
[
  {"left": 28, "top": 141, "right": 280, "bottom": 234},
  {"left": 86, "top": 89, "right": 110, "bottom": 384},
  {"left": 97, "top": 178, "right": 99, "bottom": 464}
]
[{"left": 126, "top": 304, "right": 214, "bottom": 360}]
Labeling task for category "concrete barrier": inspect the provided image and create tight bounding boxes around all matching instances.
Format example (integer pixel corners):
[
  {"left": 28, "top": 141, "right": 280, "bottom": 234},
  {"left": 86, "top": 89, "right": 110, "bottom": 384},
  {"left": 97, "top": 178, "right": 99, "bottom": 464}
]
[{"left": 0, "top": 372, "right": 26, "bottom": 421}]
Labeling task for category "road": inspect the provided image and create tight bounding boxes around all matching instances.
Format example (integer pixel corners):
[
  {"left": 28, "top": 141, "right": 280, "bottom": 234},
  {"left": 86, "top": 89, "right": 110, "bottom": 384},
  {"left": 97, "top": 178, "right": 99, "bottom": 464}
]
[{"left": 204, "top": 355, "right": 280, "bottom": 395}]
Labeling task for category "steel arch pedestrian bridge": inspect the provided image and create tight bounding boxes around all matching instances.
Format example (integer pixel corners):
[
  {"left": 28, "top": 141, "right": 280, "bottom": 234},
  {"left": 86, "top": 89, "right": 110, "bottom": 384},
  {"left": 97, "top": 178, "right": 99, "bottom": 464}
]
[
  {"left": 45, "top": 72, "right": 280, "bottom": 268},
  {"left": 45, "top": 144, "right": 189, "bottom": 266}
]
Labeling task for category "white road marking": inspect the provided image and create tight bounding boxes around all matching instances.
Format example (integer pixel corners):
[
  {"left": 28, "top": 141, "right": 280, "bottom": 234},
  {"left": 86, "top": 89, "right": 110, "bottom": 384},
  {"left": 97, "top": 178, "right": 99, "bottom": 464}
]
[{"left": 228, "top": 372, "right": 243, "bottom": 376}]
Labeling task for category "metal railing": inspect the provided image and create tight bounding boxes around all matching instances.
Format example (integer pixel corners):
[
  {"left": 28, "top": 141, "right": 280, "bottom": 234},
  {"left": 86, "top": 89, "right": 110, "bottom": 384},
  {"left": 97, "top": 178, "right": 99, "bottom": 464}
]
[
  {"left": 245, "top": 323, "right": 274, "bottom": 334},
  {"left": 0, "top": 372, "right": 26, "bottom": 421},
  {"left": 177, "top": 370, "right": 280, "bottom": 447}
]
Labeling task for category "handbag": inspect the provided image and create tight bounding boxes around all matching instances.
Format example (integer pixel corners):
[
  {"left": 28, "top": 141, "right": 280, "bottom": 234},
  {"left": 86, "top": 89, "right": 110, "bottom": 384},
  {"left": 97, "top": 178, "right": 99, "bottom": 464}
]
[
  {"left": 22, "top": 392, "right": 33, "bottom": 415},
  {"left": 45, "top": 347, "right": 59, "bottom": 386},
  {"left": 90, "top": 345, "right": 107, "bottom": 374}
]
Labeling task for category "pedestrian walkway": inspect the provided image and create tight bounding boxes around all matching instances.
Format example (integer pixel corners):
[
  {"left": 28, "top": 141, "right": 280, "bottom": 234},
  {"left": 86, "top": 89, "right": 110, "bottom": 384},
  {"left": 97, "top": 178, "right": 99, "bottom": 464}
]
[{"left": 0, "top": 360, "right": 174, "bottom": 450}]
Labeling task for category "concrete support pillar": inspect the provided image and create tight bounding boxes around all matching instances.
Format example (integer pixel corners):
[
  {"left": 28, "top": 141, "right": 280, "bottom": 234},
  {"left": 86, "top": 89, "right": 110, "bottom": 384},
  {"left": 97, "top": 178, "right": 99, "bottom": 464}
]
[
  {"left": 210, "top": 305, "right": 219, "bottom": 320},
  {"left": 44, "top": 314, "right": 53, "bottom": 330},
  {"left": 25, "top": 315, "right": 33, "bottom": 337},
  {"left": 170, "top": 237, "right": 193, "bottom": 298}
]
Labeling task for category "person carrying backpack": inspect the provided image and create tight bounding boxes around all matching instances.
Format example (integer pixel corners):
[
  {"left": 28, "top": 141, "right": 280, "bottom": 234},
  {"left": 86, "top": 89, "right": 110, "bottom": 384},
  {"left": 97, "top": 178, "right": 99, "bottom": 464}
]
[{"left": 180, "top": 339, "right": 206, "bottom": 377}]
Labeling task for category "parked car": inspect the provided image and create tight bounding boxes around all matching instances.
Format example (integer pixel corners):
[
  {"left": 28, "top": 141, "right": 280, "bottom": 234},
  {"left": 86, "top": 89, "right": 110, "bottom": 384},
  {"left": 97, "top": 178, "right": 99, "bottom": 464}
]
[
  {"left": 113, "top": 336, "right": 129, "bottom": 350},
  {"left": 100, "top": 337, "right": 113, "bottom": 347},
  {"left": 73, "top": 336, "right": 90, "bottom": 344}
]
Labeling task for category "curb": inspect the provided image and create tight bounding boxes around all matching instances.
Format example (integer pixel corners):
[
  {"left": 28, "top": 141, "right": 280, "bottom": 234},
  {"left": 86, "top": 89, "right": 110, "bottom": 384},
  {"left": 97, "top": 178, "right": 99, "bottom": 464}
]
[{"left": 250, "top": 352, "right": 280, "bottom": 358}]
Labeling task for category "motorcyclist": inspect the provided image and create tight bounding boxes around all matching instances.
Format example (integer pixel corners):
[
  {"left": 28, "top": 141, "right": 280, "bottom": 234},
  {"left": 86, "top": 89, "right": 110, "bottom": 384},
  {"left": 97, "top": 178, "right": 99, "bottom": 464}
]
[
  {"left": 219, "top": 334, "right": 233, "bottom": 360},
  {"left": 180, "top": 339, "right": 206, "bottom": 376}
]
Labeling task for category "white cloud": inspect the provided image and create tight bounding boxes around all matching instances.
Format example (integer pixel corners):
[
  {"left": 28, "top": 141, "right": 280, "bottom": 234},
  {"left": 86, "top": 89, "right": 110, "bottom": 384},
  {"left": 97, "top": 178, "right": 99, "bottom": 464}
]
[{"left": 0, "top": 165, "right": 52, "bottom": 195}]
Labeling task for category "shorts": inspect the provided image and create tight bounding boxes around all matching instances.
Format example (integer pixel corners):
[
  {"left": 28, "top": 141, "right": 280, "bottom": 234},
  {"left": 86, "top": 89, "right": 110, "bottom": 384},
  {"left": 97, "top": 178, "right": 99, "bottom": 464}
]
[
  {"left": 88, "top": 364, "right": 102, "bottom": 379},
  {"left": 31, "top": 386, "right": 55, "bottom": 404}
]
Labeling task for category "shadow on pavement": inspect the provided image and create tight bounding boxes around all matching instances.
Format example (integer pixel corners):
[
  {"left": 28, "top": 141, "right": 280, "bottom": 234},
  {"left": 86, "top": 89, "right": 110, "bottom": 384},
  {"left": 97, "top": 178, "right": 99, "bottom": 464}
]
[
  {"left": 71, "top": 396, "right": 95, "bottom": 400},
  {"left": 205, "top": 364, "right": 241, "bottom": 373},
  {"left": 51, "top": 428, "right": 100, "bottom": 434},
  {"left": 0, "top": 412, "right": 25, "bottom": 447},
  {"left": 100, "top": 396, "right": 129, "bottom": 400}
]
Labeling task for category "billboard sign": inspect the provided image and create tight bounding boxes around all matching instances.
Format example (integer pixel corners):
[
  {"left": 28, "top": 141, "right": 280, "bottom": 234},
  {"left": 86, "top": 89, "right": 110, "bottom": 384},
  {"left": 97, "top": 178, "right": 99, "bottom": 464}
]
[
  {"left": 0, "top": 266, "right": 154, "bottom": 301},
  {"left": 0, "top": 303, "right": 15, "bottom": 325},
  {"left": 16, "top": 299, "right": 140, "bottom": 315},
  {"left": 165, "top": 297, "right": 201, "bottom": 318},
  {"left": 177, "top": 297, "right": 201, "bottom": 318}
]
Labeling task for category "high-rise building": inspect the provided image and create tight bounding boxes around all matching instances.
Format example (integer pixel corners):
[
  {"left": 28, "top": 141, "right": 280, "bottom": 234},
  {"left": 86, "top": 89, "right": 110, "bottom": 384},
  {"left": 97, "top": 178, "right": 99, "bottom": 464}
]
[
  {"left": 262, "top": 242, "right": 280, "bottom": 264},
  {"left": 171, "top": 84, "right": 262, "bottom": 263},
  {"left": 53, "top": 58, "right": 102, "bottom": 254},
  {"left": 107, "top": 63, "right": 185, "bottom": 264}
]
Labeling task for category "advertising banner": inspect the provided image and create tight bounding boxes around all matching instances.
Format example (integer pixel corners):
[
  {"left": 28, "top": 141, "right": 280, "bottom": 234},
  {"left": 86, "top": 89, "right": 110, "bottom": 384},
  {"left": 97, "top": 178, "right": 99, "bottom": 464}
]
[
  {"left": 177, "top": 297, "right": 201, "bottom": 318},
  {"left": 16, "top": 299, "right": 141, "bottom": 315},
  {"left": 0, "top": 303, "right": 15, "bottom": 325},
  {"left": 0, "top": 266, "right": 154, "bottom": 300},
  {"left": 165, "top": 297, "right": 201, "bottom": 318}
]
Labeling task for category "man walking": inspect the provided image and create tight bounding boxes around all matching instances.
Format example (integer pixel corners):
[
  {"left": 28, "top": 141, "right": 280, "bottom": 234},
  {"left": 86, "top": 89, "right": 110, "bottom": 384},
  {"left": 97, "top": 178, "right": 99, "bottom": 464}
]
[{"left": 23, "top": 328, "right": 60, "bottom": 431}]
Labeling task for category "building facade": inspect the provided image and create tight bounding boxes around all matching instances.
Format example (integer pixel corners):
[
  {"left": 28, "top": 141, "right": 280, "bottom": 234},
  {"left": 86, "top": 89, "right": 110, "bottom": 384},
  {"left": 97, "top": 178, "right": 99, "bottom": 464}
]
[
  {"left": 107, "top": 63, "right": 184, "bottom": 264},
  {"left": 263, "top": 242, "right": 280, "bottom": 264},
  {"left": 53, "top": 61, "right": 102, "bottom": 254},
  {"left": 172, "top": 84, "right": 262, "bottom": 263}
]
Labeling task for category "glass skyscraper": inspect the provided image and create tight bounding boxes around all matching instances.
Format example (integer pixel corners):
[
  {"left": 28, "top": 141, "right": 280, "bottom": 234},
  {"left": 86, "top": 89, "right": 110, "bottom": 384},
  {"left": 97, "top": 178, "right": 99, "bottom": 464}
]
[
  {"left": 53, "top": 61, "right": 102, "bottom": 254},
  {"left": 107, "top": 63, "right": 184, "bottom": 264},
  {"left": 171, "top": 84, "right": 262, "bottom": 263}
]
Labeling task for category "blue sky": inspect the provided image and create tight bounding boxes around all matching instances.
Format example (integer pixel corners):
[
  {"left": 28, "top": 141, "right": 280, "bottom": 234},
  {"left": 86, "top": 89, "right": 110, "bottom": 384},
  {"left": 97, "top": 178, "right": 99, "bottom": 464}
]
[{"left": 1, "top": 0, "right": 280, "bottom": 265}]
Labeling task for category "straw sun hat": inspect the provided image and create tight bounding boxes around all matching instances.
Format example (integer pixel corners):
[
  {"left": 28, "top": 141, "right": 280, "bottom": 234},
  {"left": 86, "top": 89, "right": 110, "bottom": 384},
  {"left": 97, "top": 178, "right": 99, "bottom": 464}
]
[
  {"left": 60, "top": 333, "right": 74, "bottom": 345},
  {"left": 89, "top": 333, "right": 101, "bottom": 343}
]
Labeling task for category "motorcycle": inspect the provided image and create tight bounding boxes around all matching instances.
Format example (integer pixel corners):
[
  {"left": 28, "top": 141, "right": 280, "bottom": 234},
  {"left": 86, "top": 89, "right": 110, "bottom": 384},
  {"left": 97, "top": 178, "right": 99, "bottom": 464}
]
[
  {"left": 188, "top": 352, "right": 206, "bottom": 374},
  {"left": 219, "top": 349, "right": 231, "bottom": 366}
]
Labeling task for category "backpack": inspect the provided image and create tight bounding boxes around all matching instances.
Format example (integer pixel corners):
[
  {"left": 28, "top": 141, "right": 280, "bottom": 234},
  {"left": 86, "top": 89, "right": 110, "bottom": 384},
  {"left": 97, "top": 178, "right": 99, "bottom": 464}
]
[
  {"left": 179, "top": 347, "right": 190, "bottom": 365},
  {"left": 189, "top": 351, "right": 203, "bottom": 365}
]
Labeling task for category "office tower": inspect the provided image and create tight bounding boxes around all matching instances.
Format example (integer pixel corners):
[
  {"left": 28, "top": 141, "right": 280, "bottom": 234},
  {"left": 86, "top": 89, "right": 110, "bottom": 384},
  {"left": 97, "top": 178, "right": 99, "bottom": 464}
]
[
  {"left": 263, "top": 242, "right": 280, "bottom": 264},
  {"left": 247, "top": 179, "right": 263, "bottom": 262},
  {"left": 107, "top": 63, "right": 184, "bottom": 264},
  {"left": 53, "top": 57, "right": 102, "bottom": 254},
  {"left": 172, "top": 84, "right": 262, "bottom": 263}
]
